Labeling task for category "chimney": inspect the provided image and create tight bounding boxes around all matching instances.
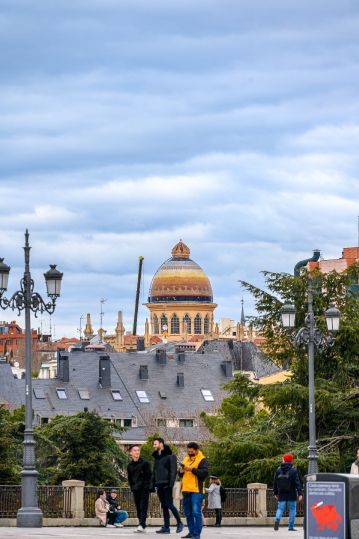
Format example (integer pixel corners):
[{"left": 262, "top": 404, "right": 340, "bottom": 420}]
[
  {"left": 99, "top": 355, "right": 111, "bottom": 388},
  {"left": 57, "top": 351, "right": 69, "bottom": 382},
  {"left": 139, "top": 365, "right": 149, "bottom": 380},
  {"left": 156, "top": 349, "right": 167, "bottom": 364},
  {"left": 137, "top": 337, "right": 145, "bottom": 352},
  {"left": 221, "top": 362, "right": 233, "bottom": 378},
  {"left": 177, "top": 373, "right": 184, "bottom": 387},
  {"left": 178, "top": 352, "right": 186, "bottom": 363}
]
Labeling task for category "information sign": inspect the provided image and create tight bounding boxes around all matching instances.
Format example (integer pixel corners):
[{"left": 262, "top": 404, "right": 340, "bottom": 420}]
[{"left": 306, "top": 481, "right": 345, "bottom": 539}]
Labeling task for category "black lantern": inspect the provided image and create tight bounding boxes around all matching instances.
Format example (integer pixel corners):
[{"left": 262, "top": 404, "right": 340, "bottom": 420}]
[
  {"left": 325, "top": 302, "right": 341, "bottom": 332},
  {"left": 44, "top": 265, "right": 63, "bottom": 298},
  {"left": 0, "top": 258, "right": 10, "bottom": 293},
  {"left": 279, "top": 301, "right": 296, "bottom": 329}
]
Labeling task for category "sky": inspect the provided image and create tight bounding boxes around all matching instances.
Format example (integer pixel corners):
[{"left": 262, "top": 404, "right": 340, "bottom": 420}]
[{"left": 1, "top": 0, "right": 359, "bottom": 338}]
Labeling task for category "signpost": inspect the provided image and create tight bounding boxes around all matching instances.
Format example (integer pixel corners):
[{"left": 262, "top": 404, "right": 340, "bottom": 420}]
[{"left": 306, "top": 481, "right": 345, "bottom": 539}]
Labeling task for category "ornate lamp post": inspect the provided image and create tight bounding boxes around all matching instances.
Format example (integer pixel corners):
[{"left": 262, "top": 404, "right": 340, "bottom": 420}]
[
  {"left": 0, "top": 230, "right": 63, "bottom": 528},
  {"left": 279, "top": 275, "right": 341, "bottom": 474}
]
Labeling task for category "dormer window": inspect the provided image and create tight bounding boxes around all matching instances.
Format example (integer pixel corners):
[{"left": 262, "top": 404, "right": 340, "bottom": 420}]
[
  {"left": 136, "top": 390, "right": 149, "bottom": 403},
  {"left": 56, "top": 388, "right": 67, "bottom": 399},
  {"left": 201, "top": 389, "right": 214, "bottom": 402}
]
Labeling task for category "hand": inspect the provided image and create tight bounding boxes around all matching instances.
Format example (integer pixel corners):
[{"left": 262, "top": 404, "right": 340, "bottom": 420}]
[
  {"left": 275, "top": 495, "right": 278, "bottom": 500},
  {"left": 298, "top": 495, "right": 303, "bottom": 501},
  {"left": 183, "top": 466, "right": 192, "bottom": 472},
  {"left": 117, "top": 506, "right": 121, "bottom": 510}
]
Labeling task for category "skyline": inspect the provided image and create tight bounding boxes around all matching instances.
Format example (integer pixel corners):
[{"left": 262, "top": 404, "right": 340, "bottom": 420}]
[{"left": 1, "top": 1, "right": 359, "bottom": 337}]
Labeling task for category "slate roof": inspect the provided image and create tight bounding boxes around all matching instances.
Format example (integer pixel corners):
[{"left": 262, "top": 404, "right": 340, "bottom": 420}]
[
  {"left": 197, "top": 340, "right": 281, "bottom": 379},
  {"left": 2, "top": 349, "right": 232, "bottom": 443},
  {"left": 0, "top": 362, "right": 24, "bottom": 410}
]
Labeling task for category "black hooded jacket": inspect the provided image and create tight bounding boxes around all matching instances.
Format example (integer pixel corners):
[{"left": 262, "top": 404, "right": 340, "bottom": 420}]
[
  {"left": 151, "top": 445, "right": 178, "bottom": 488},
  {"left": 273, "top": 462, "right": 303, "bottom": 502},
  {"left": 127, "top": 457, "right": 152, "bottom": 491}
]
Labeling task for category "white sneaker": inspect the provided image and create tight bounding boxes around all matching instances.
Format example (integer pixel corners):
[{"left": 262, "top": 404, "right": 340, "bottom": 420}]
[
  {"left": 134, "top": 525, "right": 146, "bottom": 532},
  {"left": 107, "top": 524, "right": 116, "bottom": 528},
  {"left": 115, "top": 523, "right": 124, "bottom": 528}
]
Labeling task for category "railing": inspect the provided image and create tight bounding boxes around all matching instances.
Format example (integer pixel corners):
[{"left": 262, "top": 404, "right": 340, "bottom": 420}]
[
  {"left": 203, "top": 488, "right": 258, "bottom": 517},
  {"left": 0, "top": 485, "right": 72, "bottom": 518},
  {"left": 266, "top": 489, "right": 304, "bottom": 517},
  {"left": 84, "top": 487, "right": 163, "bottom": 519}
]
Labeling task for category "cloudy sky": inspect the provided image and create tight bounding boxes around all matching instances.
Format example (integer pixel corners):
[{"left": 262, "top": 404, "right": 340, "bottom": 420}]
[{"left": 1, "top": 0, "right": 359, "bottom": 338}]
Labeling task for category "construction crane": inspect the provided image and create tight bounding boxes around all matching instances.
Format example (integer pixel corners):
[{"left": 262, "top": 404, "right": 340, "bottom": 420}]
[{"left": 132, "top": 256, "right": 144, "bottom": 336}]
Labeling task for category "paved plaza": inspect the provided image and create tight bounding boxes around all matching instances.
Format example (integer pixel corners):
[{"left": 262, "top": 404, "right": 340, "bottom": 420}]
[{"left": 0, "top": 526, "right": 304, "bottom": 539}]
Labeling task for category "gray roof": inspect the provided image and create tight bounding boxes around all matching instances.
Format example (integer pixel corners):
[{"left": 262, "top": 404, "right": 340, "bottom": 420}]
[
  {"left": 2, "top": 349, "right": 232, "bottom": 443},
  {"left": 197, "top": 340, "right": 282, "bottom": 379},
  {"left": 0, "top": 362, "right": 24, "bottom": 410}
]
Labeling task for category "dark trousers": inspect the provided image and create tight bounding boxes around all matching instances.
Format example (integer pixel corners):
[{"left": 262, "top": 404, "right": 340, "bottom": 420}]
[
  {"left": 215, "top": 508, "right": 222, "bottom": 525},
  {"left": 133, "top": 488, "right": 150, "bottom": 528},
  {"left": 157, "top": 486, "right": 182, "bottom": 528}
]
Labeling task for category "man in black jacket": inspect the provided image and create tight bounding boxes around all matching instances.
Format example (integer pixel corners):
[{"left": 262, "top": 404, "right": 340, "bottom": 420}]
[
  {"left": 273, "top": 454, "right": 303, "bottom": 532},
  {"left": 106, "top": 489, "right": 129, "bottom": 528},
  {"left": 127, "top": 444, "right": 152, "bottom": 533},
  {"left": 152, "top": 437, "right": 184, "bottom": 534}
]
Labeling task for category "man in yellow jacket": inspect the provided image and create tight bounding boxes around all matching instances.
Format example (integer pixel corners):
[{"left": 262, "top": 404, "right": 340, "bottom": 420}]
[{"left": 179, "top": 442, "right": 209, "bottom": 539}]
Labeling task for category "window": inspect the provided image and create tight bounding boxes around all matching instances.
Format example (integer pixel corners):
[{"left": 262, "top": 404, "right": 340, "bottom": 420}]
[
  {"left": 160, "top": 314, "right": 168, "bottom": 333},
  {"left": 33, "top": 387, "right": 46, "bottom": 399},
  {"left": 204, "top": 315, "right": 210, "bottom": 334},
  {"left": 171, "top": 314, "right": 180, "bottom": 334},
  {"left": 183, "top": 314, "right": 192, "bottom": 334},
  {"left": 194, "top": 314, "right": 202, "bottom": 334},
  {"left": 0, "top": 339, "right": 3, "bottom": 345},
  {"left": 56, "top": 388, "right": 67, "bottom": 399},
  {"left": 6, "top": 339, "right": 13, "bottom": 345},
  {"left": 111, "top": 390, "right": 123, "bottom": 401},
  {"left": 153, "top": 315, "right": 159, "bottom": 335},
  {"left": 156, "top": 419, "right": 166, "bottom": 427},
  {"left": 201, "top": 389, "right": 214, "bottom": 402},
  {"left": 123, "top": 419, "right": 132, "bottom": 427},
  {"left": 136, "top": 390, "right": 149, "bottom": 403},
  {"left": 15, "top": 339, "right": 19, "bottom": 345},
  {"left": 78, "top": 388, "right": 90, "bottom": 400},
  {"left": 179, "top": 419, "right": 194, "bottom": 427},
  {"left": 40, "top": 417, "right": 49, "bottom": 424}
]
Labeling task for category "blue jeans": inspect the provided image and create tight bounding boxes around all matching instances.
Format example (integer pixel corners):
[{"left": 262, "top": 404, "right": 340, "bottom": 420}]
[
  {"left": 275, "top": 500, "right": 297, "bottom": 530},
  {"left": 182, "top": 493, "right": 203, "bottom": 538},
  {"left": 114, "top": 509, "right": 128, "bottom": 524}
]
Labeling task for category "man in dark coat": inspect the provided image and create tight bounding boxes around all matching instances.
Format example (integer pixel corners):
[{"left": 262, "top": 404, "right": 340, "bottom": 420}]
[
  {"left": 273, "top": 454, "right": 303, "bottom": 531},
  {"left": 127, "top": 444, "right": 152, "bottom": 533},
  {"left": 106, "top": 489, "right": 129, "bottom": 528},
  {"left": 151, "top": 437, "right": 184, "bottom": 534}
]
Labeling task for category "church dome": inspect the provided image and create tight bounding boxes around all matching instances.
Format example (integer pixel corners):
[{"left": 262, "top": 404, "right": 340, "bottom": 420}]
[{"left": 148, "top": 241, "right": 213, "bottom": 303}]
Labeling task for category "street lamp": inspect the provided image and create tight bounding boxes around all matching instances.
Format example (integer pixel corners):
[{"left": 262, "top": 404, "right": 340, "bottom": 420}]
[
  {"left": 279, "top": 275, "right": 341, "bottom": 474},
  {"left": 0, "top": 230, "right": 63, "bottom": 527}
]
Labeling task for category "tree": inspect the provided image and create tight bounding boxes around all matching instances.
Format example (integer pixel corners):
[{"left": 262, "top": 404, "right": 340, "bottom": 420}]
[
  {"left": 0, "top": 405, "right": 23, "bottom": 484},
  {"left": 34, "top": 411, "right": 129, "bottom": 485},
  {"left": 201, "top": 265, "right": 359, "bottom": 486}
]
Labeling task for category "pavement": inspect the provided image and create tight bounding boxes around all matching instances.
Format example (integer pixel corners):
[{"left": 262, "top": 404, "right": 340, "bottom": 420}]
[{"left": 0, "top": 526, "right": 304, "bottom": 538}]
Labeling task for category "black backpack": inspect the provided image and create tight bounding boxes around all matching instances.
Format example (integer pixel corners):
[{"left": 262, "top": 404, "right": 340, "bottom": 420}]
[
  {"left": 276, "top": 467, "right": 292, "bottom": 493},
  {"left": 219, "top": 485, "right": 227, "bottom": 503}
]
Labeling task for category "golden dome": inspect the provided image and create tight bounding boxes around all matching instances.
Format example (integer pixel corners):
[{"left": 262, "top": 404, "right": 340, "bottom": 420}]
[{"left": 148, "top": 241, "right": 213, "bottom": 303}]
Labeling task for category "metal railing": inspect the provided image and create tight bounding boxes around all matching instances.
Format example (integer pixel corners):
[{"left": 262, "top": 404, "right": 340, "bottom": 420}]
[
  {"left": 203, "top": 488, "right": 258, "bottom": 517},
  {"left": 84, "top": 487, "right": 163, "bottom": 519},
  {"left": 266, "top": 489, "right": 304, "bottom": 517},
  {"left": 0, "top": 485, "right": 72, "bottom": 518}
]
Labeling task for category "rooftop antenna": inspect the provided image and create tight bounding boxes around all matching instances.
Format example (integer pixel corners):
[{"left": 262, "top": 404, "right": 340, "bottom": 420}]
[
  {"left": 100, "top": 299, "right": 108, "bottom": 338},
  {"left": 77, "top": 314, "right": 85, "bottom": 341}
]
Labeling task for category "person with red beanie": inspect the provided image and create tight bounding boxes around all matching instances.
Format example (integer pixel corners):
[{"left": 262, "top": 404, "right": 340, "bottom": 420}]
[{"left": 273, "top": 454, "right": 303, "bottom": 532}]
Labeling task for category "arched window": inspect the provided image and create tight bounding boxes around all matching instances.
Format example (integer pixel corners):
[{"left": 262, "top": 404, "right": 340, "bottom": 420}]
[
  {"left": 161, "top": 314, "right": 168, "bottom": 333},
  {"left": 153, "top": 315, "right": 159, "bottom": 335},
  {"left": 183, "top": 314, "right": 192, "bottom": 334},
  {"left": 204, "top": 314, "right": 210, "bottom": 334},
  {"left": 171, "top": 314, "right": 180, "bottom": 334},
  {"left": 194, "top": 314, "right": 202, "bottom": 334}
]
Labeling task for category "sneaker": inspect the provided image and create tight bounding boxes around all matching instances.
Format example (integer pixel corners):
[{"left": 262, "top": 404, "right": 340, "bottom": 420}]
[
  {"left": 288, "top": 529, "right": 297, "bottom": 532},
  {"left": 115, "top": 523, "right": 124, "bottom": 528},
  {"left": 274, "top": 520, "right": 280, "bottom": 531},
  {"left": 134, "top": 526, "right": 146, "bottom": 533},
  {"left": 107, "top": 524, "right": 116, "bottom": 528},
  {"left": 156, "top": 528, "right": 170, "bottom": 534},
  {"left": 181, "top": 535, "right": 192, "bottom": 538},
  {"left": 176, "top": 523, "right": 184, "bottom": 534}
]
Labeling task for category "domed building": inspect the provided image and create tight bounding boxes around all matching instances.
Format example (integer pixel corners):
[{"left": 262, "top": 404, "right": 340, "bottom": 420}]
[{"left": 144, "top": 241, "right": 217, "bottom": 341}]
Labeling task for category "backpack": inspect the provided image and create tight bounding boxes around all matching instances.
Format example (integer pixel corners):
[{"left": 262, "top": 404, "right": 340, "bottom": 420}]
[
  {"left": 219, "top": 485, "right": 227, "bottom": 503},
  {"left": 276, "top": 467, "right": 292, "bottom": 493}
]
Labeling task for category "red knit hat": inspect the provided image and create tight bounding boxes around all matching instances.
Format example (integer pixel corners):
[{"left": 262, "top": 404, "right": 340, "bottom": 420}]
[{"left": 283, "top": 454, "right": 294, "bottom": 463}]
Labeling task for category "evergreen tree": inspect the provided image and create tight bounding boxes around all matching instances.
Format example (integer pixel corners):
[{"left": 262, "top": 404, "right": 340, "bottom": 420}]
[
  {"left": 201, "top": 265, "right": 359, "bottom": 486},
  {"left": 0, "top": 405, "right": 22, "bottom": 484}
]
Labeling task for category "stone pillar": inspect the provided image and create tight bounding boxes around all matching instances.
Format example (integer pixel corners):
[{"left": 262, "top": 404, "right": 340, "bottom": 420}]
[
  {"left": 173, "top": 481, "right": 183, "bottom": 512},
  {"left": 247, "top": 483, "right": 267, "bottom": 517},
  {"left": 62, "top": 480, "right": 85, "bottom": 519},
  {"left": 144, "top": 318, "right": 151, "bottom": 347},
  {"left": 115, "top": 311, "right": 125, "bottom": 352}
]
